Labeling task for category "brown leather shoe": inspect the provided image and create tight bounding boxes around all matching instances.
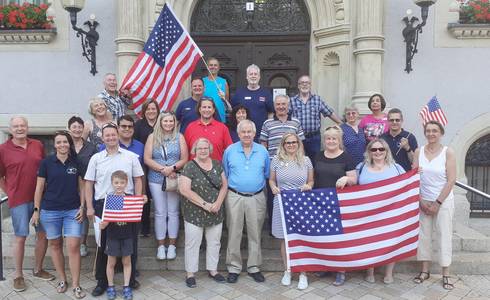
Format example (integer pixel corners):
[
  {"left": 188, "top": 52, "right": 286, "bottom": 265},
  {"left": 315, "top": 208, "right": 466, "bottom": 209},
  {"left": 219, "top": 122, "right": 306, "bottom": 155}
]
[
  {"left": 33, "top": 269, "right": 55, "bottom": 281},
  {"left": 13, "top": 276, "right": 26, "bottom": 292}
]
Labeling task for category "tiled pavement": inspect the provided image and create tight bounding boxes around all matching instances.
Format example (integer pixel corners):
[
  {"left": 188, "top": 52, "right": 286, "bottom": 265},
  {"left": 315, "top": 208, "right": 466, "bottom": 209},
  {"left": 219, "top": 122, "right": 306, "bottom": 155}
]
[{"left": 0, "top": 269, "right": 489, "bottom": 300}]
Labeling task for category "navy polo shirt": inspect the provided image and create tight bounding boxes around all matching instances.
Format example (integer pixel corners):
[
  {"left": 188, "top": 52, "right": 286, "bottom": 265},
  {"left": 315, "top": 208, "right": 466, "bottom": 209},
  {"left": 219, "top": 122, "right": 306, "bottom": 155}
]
[
  {"left": 176, "top": 97, "right": 199, "bottom": 133},
  {"left": 99, "top": 139, "right": 144, "bottom": 166},
  {"left": 38, "top": 155, "right": 80, "bottom": 211},
  {"left": 381, "top": 129, "right": 418, "bottom": 171},
  {"left": 231, "top": 87, "right": 274, "bottom": 140}
]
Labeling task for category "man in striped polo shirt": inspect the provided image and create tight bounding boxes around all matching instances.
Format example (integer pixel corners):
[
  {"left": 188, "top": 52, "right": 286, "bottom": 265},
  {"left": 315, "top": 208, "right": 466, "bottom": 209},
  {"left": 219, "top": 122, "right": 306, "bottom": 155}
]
[{"left": 260, "top": 94, "right": 305, "bottom": 228}]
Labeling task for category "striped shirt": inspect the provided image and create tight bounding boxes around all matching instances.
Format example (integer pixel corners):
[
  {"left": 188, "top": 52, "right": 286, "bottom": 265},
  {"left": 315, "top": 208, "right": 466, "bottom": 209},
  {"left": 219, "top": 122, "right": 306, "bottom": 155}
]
[
  {"left": 98, "top": 90, "right": 131, "bottom": 120},
  {"left": 290, "top": 93, "right": 335, "bottom": 134},
  {"left": 260, "top": 115, "right": 305, "bottom": 157}
]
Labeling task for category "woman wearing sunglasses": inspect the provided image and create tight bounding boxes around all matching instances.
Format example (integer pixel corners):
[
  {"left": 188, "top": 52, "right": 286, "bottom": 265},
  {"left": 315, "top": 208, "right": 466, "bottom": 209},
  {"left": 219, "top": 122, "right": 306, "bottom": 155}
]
[
  {"left": 269, "top": 133, "right": 314, "bottom": 290},
  {"left": 357, "top": 138, "right": 405, "bottom": 284},
  {"left": 313, "top": 126, "right": 357, "bottom": 286}
]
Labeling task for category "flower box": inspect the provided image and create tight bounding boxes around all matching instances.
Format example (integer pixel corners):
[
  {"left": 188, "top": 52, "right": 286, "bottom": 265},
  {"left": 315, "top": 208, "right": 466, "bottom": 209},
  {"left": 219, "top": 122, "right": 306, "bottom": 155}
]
[
  {"left": 0, "top": 28, "right": 56, "bottom": 43},
  {"left": 447, "top": 23, "right": 490, "bottom": 38}
]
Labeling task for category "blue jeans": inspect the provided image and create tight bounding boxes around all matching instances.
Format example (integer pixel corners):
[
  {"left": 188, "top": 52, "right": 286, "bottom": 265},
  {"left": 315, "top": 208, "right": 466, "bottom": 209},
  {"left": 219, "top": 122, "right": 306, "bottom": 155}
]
[
  {"left": 10, "top": 202, "right": 44, "bottom": 237},
  {"left": 40, "top": 208, "right": 82, "bottom": 240},
  {"left": 303, "top": 133, "right": 321, "bottom": 161}
]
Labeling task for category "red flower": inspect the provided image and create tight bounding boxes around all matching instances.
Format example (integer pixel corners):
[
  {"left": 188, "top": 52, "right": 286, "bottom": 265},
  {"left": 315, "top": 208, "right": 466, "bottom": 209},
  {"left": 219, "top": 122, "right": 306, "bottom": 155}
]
[
  {"left": 481, "top": 0, "right": 489, "bottom": 3},
  {"left": 39, "top": 3, "right": 48, "bottom": 10},
  {"left": 0, "top": 13, "right": 4, "bottom": 21}
]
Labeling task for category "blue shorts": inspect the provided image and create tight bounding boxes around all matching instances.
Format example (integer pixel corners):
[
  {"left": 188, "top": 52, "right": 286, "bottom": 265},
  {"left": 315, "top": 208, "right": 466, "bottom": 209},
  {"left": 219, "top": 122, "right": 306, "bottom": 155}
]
[
  {"left": 40, "top": 209, "right": 82, "bottom": 240},
  {"left": 11, "top": 202, "right": 44, "bottom": 237}
]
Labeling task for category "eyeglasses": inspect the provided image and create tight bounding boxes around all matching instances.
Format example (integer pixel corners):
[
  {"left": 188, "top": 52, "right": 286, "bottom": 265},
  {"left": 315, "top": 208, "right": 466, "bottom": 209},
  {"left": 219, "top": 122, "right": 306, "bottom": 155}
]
[
  {"left": 325, "top": 125, "right": 341, "bottom": 131},
  {"left": 101, "top": 122, "right": 117, "bottom": 129},
  {"left": 298, "top": 81, "right": 310, "bottom": 85},
  {"left": 284, "top": 141, "right": 298, "bottom": 145},
  {"left": 196, "top": 147, "right": 209, "bottom": 151},
  {"left": 369, "top": 147, "right": 386, "bottom": 152},
  {"left": 346, "top": 111, "right": 357, "bottom": 115},
  {"left": 119, "top": 125, "right": 134, "bottom": 129},
  {"left": 389, "top": 119, "right": 401, "bottom": 123}
]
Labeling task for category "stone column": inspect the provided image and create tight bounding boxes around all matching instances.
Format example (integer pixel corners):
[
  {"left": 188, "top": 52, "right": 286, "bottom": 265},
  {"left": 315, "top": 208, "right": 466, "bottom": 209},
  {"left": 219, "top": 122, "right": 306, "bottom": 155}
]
[
  {"left": 115, "top": 0, "right": 145, "bottom": 81},
  {"left": 352, "top": 0, "right": 385, "bottom": 114}
]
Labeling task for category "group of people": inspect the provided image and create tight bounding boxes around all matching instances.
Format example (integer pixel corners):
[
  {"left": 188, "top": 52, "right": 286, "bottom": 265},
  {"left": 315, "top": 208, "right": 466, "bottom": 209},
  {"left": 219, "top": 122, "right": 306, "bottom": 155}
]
[{"left": 0, "top": 58, "right": 457, "bottom": 300}]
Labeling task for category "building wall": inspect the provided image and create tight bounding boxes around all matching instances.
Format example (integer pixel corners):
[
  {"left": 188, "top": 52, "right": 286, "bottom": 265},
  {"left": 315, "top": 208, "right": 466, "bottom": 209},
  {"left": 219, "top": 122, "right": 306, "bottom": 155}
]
[
  {"left": 384, "top": 1, "right": 490, "bottom": 147},
  {"left": 0, "top": 0, "right": 117, "bottom": 126}
]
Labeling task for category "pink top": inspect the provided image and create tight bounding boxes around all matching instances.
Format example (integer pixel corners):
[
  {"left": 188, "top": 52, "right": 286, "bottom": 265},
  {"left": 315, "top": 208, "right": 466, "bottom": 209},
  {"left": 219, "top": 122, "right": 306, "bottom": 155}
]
[{"left": 359, "top": 114, "right": 389, "bottom": 142}]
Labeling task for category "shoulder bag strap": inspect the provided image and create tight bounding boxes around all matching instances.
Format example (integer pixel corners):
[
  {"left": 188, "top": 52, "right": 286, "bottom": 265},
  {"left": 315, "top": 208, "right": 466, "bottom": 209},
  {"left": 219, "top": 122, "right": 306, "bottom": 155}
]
[{"left": 191, "top": 160, "right": 220, "bottom": 191}]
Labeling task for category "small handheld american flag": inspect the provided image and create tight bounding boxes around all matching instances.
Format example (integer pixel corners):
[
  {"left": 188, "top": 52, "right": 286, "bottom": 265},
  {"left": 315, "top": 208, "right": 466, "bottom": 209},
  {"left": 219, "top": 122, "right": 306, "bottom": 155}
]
[
  {"left": 102, "top": 194, "right": 144, "bottom": 223},
  {"left": 419, "top": 96, "right": 448, "bottom": 126}
]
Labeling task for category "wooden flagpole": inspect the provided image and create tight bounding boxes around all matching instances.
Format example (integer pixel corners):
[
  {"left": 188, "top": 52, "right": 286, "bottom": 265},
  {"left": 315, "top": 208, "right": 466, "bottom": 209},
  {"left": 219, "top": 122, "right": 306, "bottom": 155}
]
[{"left": 200, "top": 57, "right": 232, "bottom": 111}]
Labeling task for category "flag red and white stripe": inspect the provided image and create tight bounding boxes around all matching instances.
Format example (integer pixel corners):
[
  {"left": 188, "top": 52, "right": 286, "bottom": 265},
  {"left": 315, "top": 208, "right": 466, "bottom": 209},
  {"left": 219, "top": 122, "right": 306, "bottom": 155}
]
[
  {"left": 120, "top": 4, "right": 202, "bottom": 115},
  {"left": 102, "top": 195, "right": 145, "bottom": 223},
  {"left": 419, "top": 96, "right": 448, "bottom": 126},
  {"left": 281, "top": 169, "right": 420, "bottom": 272}
]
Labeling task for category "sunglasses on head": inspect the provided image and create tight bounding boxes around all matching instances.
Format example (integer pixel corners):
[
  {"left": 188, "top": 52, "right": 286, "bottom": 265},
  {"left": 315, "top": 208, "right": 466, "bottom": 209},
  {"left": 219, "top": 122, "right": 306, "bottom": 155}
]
[{"left": 369, "top": 147, "right": 386, "bottom": 152}]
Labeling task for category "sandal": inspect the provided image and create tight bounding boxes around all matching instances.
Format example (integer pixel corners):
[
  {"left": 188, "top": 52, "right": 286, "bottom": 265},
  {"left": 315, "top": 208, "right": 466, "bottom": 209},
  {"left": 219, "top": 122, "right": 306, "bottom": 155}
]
[
  {"left": 56, "top": 281, "right": 67, "bottom": 293},
  {"left": 442, "top": 276, "right": 454, "bottom": 290},
  {"left": 413, "top": 271, "right": 430, "bottom": 284},
  {"left": 73, "top": 286, "right": 86, "bottom": 299}
]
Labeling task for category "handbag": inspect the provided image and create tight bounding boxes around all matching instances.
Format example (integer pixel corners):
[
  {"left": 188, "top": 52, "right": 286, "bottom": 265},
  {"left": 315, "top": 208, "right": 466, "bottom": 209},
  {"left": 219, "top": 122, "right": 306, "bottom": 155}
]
[{"left": 161, "top": 141, "right": 179, "bottom": 192}]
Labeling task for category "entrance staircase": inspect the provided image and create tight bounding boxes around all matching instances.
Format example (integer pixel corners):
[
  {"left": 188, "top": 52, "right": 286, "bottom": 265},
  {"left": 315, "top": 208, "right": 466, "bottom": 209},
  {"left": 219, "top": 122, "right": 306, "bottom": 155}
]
[{"left": 2, "top": 194, "right": 490, "bottom": 275}]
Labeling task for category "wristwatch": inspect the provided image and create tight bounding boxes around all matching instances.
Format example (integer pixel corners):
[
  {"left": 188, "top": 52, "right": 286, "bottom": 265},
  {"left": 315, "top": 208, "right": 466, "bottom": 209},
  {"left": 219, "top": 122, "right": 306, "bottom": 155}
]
[
  {"left": 173, "top": 165, "right": 177, "bottom": 171},
  {"left": 33, "top": 207, "right": 39, "bottom": 212}
]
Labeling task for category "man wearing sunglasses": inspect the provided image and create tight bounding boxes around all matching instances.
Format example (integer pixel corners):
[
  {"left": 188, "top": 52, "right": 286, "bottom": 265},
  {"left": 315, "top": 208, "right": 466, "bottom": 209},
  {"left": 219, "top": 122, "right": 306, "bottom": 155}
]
[{"left": 380, "top": 108, "right": 418, "bottom": 171}]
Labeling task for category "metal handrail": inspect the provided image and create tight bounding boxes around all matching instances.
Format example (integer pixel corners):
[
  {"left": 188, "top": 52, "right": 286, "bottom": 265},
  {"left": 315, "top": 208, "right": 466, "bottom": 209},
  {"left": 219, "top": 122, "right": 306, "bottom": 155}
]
[
  {"left": 456, "top": 180, "right": 490, "bottom": 200},
  {"left": 0, "top": 195, "right": 6, "bottom": 281}
]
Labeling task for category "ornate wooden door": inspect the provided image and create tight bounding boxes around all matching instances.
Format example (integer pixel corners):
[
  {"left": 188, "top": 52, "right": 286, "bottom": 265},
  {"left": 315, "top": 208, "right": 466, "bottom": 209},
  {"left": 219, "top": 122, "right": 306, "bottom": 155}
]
[{"left": 191, "top": 0, "right": 310, "bottom": 96}]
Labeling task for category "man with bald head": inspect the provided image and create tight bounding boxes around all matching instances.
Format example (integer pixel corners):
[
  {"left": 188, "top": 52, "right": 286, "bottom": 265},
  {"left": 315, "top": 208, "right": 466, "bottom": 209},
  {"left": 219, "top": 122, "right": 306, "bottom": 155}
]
[
  {"left": 99, "top": 73, "right": 132, "bottom": 120},
  {"left": 0, "top": 116, "right": 54, "bottom": 292}
]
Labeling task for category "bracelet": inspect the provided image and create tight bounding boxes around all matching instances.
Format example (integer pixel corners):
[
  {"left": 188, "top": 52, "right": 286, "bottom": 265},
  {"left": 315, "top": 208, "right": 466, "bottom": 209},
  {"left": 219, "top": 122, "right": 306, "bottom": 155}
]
[{"left": 436, "top": 199, "right": 443, "bottom": 205}]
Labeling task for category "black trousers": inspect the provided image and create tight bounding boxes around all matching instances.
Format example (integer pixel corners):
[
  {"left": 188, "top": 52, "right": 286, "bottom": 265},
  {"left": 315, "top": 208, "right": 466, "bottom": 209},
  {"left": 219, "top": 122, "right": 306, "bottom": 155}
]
[{"left": 94, "top": 200, "right": 138, "bottom": 285}]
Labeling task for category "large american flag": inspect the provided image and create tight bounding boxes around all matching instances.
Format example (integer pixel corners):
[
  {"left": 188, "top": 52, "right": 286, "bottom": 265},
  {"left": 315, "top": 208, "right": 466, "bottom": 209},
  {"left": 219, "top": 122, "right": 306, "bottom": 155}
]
[
  {"left": 279, "top": 169, "right": 420, "bottom": 272},
  {"left": 102, "top": 194, "right": 145, "bottom": 223},
  {"left": 120, "top": 4, "right": 202, "bottom": 115},
  {"left": 419, "top": 96, "right": 448, "bottom": 126}
]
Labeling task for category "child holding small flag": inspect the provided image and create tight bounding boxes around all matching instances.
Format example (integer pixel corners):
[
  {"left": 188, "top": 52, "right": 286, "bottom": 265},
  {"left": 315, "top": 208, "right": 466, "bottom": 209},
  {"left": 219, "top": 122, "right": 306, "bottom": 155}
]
[{"left": 100, "top": 171, "right": 145, "bottom": 300}]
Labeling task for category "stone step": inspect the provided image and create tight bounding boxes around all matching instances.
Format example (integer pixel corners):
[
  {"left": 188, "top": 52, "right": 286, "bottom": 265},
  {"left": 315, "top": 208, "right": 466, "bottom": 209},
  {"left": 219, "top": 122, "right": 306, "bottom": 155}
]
[{"left": 3, "top": 248, "right": 490, "bottom": 275}]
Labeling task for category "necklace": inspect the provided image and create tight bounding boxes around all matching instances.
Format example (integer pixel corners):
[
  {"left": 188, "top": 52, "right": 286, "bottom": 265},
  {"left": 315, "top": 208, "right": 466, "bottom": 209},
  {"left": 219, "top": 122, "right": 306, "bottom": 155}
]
[{"left": 425, "top": 144, "right": 441, "bottom": 154}]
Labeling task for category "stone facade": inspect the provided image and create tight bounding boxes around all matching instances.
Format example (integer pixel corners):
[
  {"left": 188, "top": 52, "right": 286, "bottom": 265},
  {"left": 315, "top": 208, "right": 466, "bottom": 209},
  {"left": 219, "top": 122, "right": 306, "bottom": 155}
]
[{"left": 0, "top": 0, "right": 489, "bottom": 212}]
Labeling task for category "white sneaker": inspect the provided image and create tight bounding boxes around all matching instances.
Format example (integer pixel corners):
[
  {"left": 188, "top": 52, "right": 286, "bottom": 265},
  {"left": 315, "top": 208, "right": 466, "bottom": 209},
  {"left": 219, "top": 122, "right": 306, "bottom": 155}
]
[
  {"left": 80, "top": 244, "right": 88, "bottom": 257},
  {"left": 297, "top": 273, "right": 308, "bottom": 290},
  {"left": 156, "top": 245, "right": 166, "bottom": 260},
  {"left": 281, "top": 271, "right": 291, "bottom": 286},
  {"left": 167, "top": 245, "right": 177, "bottom": 260}
]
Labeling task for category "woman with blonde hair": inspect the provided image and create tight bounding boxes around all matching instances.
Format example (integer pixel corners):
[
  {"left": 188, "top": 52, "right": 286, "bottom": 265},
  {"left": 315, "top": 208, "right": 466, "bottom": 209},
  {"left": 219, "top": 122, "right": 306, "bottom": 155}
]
[
  {"left": 357, "top": 138, "right": 405, "bottom": 284},
  {"left": 144, "top": 111, "right": 188, "bottom": 260},
  {"left": 83, "top": 98, "right": 113, "bottom": 148},
  {"left": 269, "top": 133, "right": 314, "bottom": 290},
  {"left": 313, "top": 125, "right": 357, "bottom": 285}
]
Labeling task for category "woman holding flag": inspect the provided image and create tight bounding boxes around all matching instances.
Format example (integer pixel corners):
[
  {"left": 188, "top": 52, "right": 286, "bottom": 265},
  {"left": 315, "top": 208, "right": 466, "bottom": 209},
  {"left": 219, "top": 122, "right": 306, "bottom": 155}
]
[
  {"left": 412, "top": 120, "right": 456, "bottom": 290},
  {"left": 269, "top": 133, "right": 314, "bottom": 290},
  {"left": 357, "top": 138, "right": 405, "bottom": 284},
  {"left": 313, "top": 126, "right": 357, "bottom": 286}
]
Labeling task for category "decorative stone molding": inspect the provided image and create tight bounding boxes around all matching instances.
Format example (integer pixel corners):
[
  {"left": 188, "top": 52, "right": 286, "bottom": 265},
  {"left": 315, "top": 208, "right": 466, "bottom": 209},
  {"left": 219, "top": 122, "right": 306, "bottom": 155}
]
[
  {"left": 0, "top": 29, "right": 57, "bottom": 44},
  {"left": 333, "top": 0, "right": 345, "bottom": 23},
  {"left": 447, "top": 23, "right": 490, "bottom": 39},
  {"left": 323, "top": 52, "right": 340, "bottom": 66}
]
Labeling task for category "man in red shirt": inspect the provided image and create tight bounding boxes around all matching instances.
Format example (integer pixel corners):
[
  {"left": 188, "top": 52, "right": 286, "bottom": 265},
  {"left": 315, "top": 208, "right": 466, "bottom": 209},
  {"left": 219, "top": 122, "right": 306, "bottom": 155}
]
[
  {"left": 184, "top": 97, "right": 232, "bottom": 161},
  {"left": 0, "top": 116, "right": 54, "bottom": 292}
]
